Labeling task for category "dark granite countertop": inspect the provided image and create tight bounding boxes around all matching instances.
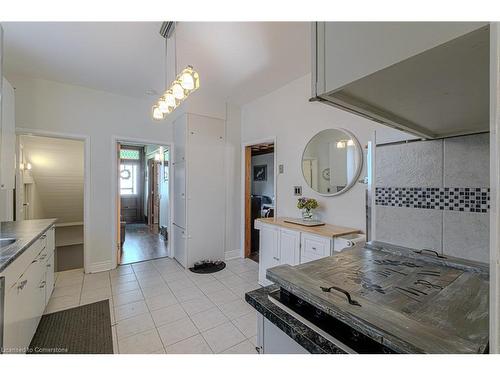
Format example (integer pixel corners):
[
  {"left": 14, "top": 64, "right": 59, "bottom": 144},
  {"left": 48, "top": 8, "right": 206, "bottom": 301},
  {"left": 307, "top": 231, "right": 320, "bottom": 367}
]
[
  {"left": 245, "top": 286, "right": 346, "bottom": 354},
  {"left": 0, "top": 219, "right": 57, "bottom": 273}
]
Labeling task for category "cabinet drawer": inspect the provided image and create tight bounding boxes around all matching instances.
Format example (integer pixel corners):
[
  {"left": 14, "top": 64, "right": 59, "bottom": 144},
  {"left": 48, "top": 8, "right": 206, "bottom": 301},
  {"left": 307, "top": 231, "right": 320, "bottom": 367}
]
[
  {"left": 1, "top": 233, "right": 47, "bottom": 289},
  {"left": 301, "top": 233, "right": 331, "bottom": 261}
]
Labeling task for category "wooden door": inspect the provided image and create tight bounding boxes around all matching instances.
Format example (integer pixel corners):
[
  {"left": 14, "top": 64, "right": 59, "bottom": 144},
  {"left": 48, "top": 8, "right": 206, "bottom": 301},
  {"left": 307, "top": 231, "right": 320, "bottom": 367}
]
[{"left": 147, "top": 159, "right": 160, "bottom": 230}]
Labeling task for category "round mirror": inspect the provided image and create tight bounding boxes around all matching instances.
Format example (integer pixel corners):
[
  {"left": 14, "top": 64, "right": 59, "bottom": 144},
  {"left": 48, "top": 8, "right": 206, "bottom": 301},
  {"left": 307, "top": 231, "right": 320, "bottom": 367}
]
[{"left": 301, "top": 128, "right": 363, "bottom": 196}]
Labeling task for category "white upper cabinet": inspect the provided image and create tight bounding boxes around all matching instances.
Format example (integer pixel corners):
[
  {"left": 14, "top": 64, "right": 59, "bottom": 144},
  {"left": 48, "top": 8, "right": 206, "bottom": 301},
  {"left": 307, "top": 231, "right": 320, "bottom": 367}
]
[
  {"left": 312, "top": 22, "right": 490, "bottom": 139},
  {"left": 1, "top": 77, "right": 16, "bottom": 190}
]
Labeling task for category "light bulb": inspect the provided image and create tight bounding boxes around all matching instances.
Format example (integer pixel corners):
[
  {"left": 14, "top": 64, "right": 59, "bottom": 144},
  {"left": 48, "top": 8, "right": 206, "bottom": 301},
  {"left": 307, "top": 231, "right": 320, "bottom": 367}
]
[
  {"left": 26, "top": 162, "right": 32, "bottom": 170},
  {"left": 336, "top": 141, "right": 346, "bottom": 149},
  {"left": 347, "top": 139, "right": 354, "bottom": 146},
  {"left": 152, "top": 105, "right": 164, "bottom": 120},
  {"left": 179, "top": 71, "right": 195, "bottom": 90},
  {"left": 164, "top": 91, "right": 176, "bottom": 108},
  {"left": 158, "top": 97, "right": 170, "bottom": 114},
  {"left": 172, "top": 82, "right": 185, "bottom": 100}
]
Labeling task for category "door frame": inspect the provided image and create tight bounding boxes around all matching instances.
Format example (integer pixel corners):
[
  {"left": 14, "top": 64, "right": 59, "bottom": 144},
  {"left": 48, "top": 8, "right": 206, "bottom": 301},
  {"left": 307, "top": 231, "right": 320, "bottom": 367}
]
[
  {"left": 111, "top": 135, "right": 173, "bottom": 268},
  {"left": 240, "top": 137, "right": 277, "bottom": 260},
  {"left": 119, "top": 144, "right": 145, "bottom": 224},
  {"left": 16, "top": 128, "right": 91, "bottom": 272}
]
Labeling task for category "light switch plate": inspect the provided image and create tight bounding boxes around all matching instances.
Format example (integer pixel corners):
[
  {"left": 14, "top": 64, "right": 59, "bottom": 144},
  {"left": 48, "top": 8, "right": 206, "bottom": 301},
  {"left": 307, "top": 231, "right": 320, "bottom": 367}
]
[
  {"left": 278, "top": 164, "right": 284, "bottom": 174},
  {"left": 294, "top": 186, "right": 302, "bottom": 196}
]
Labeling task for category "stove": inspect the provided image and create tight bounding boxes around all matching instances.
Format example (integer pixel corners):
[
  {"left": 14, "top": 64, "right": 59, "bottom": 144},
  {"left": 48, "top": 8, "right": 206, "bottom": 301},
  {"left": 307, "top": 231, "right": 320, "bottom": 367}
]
[{"left": 266, "top": 241, "right": 489, "bottom": 354}]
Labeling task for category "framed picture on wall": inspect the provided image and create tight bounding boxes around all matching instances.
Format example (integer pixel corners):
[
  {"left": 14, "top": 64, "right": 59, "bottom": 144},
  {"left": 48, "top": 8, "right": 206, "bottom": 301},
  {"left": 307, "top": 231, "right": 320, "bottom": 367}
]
[{"left": 254, "top": 165, "right": 267, "bottom": 181}]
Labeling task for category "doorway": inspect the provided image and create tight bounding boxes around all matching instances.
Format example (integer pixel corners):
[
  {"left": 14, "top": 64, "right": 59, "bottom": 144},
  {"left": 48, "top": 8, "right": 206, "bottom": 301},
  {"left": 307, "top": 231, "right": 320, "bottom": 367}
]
[
  {"left": 243, "top": 142, "right": 275, "bottom": 263},
  {"left": 116, "top": 142, "right": 170, "bottom": 265},
  {"left": 16, "top": 134, "right": 86, "bottom": 272}
]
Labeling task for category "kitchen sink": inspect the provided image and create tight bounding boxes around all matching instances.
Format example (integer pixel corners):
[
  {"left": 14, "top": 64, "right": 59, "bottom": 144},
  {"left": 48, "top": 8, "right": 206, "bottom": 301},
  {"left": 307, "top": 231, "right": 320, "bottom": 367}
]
[{"left": 0, "top": 238, "right": 16, "bottom": 249}]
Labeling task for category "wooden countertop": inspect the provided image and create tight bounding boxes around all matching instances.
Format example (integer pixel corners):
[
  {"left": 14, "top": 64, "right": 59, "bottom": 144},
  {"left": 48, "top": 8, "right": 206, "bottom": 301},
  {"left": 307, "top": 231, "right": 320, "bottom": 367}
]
[{"left": 255, "top": 217, "right": 360, "bottom": 238}]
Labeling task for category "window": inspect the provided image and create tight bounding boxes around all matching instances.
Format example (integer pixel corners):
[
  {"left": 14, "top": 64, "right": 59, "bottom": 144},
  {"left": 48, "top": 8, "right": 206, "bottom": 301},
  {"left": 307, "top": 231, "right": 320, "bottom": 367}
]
[
  {"left": 120, "top": 149, "right": 140, "bottom": 160},
  {"left": 120, "top": 163, "right": 139, "bottom": 195}
]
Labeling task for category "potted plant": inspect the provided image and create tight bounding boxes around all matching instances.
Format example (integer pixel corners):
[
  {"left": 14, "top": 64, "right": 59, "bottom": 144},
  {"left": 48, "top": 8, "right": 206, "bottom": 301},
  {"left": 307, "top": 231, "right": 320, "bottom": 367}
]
[{"left": 297, "top": 197, "right": 319, "bottom": 221}]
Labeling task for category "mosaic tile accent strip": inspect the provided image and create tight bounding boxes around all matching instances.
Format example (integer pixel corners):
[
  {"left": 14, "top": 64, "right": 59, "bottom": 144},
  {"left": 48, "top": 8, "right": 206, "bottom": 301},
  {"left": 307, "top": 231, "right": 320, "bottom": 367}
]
[{"left": 375, "top": 187, "right": 490, "bottom": 213}]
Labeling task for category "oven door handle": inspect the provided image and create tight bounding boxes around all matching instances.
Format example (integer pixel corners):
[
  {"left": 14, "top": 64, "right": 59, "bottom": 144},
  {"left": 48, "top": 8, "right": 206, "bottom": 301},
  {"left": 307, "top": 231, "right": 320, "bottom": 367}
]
[{"left": 320, "top": 285, "right": 361, "bottom": 307}]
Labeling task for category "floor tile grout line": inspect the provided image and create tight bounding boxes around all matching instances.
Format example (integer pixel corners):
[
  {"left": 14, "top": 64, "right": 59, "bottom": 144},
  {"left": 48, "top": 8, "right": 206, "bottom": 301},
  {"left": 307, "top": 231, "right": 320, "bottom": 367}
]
[{"left": 109, "top": 258, "right": 258, "bottom": 354}]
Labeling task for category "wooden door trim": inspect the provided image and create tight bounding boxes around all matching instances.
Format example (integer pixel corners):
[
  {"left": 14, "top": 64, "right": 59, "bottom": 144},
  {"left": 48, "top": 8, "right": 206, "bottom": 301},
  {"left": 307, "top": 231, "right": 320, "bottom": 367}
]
[
  {"left": 244, "top": 146, "right": 252, "bottom": 258},
  {"left": 242, "top": 139, "right": 276, "bottom": 259}
]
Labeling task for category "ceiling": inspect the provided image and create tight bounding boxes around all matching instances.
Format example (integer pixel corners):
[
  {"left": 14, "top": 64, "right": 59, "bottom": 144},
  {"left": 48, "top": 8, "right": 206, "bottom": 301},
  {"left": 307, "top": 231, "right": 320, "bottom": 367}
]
[
  {"left": 21, "top": 135, "right": 84, "bottom": 223},
  {"left": 2, "top": 22, "right": 310, "bottom": 104}
]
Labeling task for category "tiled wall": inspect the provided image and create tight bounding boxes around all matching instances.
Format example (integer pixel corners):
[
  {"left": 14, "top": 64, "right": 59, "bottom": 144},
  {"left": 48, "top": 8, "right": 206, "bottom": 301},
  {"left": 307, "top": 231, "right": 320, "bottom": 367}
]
[{"left": 374, "top": 133, "right": 490, "bottom": 263}]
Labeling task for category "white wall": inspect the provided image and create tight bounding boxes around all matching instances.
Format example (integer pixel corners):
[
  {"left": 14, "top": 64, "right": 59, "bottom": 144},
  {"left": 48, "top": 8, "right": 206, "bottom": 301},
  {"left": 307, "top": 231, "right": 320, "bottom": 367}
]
[
  {"left": 11, "top": 76, "right": 176, "bottom": 272},
  {"left": 241, "top": 74, "right": 408, "bottom": 231},
  {"left": 11, "top": 75, "right": 239, "bottom": 271},
  {"left": 224, "top": 103, "right": 242, "bottom": 259},
  {"left": 251, "top": 153, "right": 274, "bottom": 198}
]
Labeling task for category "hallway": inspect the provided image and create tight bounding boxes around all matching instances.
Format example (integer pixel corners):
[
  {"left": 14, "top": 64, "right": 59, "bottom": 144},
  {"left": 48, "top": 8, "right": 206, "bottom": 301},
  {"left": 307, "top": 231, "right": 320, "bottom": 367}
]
[{"left": 120, "top": 224, "right": 169, "bottom": 265}]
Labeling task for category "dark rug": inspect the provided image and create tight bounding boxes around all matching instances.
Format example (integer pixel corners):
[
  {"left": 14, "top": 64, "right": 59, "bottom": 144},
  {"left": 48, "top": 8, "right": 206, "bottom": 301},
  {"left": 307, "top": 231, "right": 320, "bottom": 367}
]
[
  {"left": 189, "top": 260, "right": 226, "bottom": 274},
  {"left": 28, "top": 300, "right": 113, "bottom": 354}
]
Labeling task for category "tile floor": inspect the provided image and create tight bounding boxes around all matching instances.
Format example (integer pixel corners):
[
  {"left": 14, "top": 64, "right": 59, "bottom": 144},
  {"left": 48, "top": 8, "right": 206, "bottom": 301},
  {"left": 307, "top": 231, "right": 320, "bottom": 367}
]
[{"left": 45, "top": 257, "right": 260, "bottom": 354}]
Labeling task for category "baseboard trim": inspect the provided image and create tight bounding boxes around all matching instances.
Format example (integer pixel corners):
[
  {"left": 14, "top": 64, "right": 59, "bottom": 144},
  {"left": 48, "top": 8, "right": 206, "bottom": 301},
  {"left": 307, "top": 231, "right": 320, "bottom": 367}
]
[
  {"left": 225, "top": 249, "right": 242, "bottom": 261},
  {"left": 87, "top": 260, "right": 114, "bottom": 273}
]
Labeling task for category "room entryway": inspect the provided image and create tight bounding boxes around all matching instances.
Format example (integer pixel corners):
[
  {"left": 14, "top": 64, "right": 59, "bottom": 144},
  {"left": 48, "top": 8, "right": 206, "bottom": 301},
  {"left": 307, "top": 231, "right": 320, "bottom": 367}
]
[
  {"left": 116, "top": 142, "right": 170, "bottom": 265},
  {"left": 120, "top": 223, "right": 168, "bottom": 265},
  {"left": 243, "top": 142, "right": 275, "bottom": 263}
]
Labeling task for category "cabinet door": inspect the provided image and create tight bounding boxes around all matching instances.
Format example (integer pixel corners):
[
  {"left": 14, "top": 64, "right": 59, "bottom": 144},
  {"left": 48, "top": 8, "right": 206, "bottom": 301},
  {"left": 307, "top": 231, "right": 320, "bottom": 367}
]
[
  {"left": 173, "top": 115, "right": 187, "bottom": 164},
  {"left": 45, "top": 252, "right": 55, "bottom": 305},
  {"left": 278, "top": 229, "right": 300, "bottom": 266},
  {"left": 258, "top": 225, "right": 280, "bottom": 286},
  {"left": 3, "top": 259, "right": 46, "bottom": 352},
  {"left": 172, "top": 162, "right": 186, "bottom": 228},
  {"left": 173, "top": 224, "right": 187, "bottom": 268},
  {"left": 46, "top": 226, "right": 55, "bottom": 253},
  {"left": 0, "top": 78, "right": 15, "bottom": 190}
]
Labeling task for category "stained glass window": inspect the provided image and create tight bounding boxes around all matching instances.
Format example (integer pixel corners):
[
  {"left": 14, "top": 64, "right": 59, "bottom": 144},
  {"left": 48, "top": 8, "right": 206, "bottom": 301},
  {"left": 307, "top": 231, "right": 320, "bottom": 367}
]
[{"left": 120, "top": 149, "right": 140, "bottom": 160}]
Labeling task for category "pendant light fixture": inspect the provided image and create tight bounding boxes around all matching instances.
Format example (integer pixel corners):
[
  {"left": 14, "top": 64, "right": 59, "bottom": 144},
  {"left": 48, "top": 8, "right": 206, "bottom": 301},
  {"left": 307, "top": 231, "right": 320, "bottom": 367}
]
[{"left": 152, "top": 22, "right": 200, "bottom": 121}]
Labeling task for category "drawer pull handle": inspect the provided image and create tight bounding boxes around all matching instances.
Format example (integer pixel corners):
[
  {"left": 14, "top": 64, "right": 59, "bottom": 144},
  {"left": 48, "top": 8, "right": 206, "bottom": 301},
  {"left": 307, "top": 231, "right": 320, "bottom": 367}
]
[
  {"left": 46, "top": 263, "right": 51, "bottom": 267},
  {"left": 17, "top": 280, "right": 28, "bottom": 290},
  {"left": 39, "top": 281, "right": 46, "bottom": 288},
  {"left": 312, "top": 247, "right": 317, "bottom": 250},
  {"left": 273, "top": 256, "right": 280, "bottom": 261},
  {"left": 41, "top": 234, "right": 47, "bottom": 239},
  {"left": 320, "top": 285, "right": 361, "bottom": 307}
]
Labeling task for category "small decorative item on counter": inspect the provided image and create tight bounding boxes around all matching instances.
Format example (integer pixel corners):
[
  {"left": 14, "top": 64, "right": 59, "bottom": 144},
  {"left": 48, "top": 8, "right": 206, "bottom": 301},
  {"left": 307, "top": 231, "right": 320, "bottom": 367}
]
[{"left": 297, "top": 197, "right": 319, "bottom": 221}]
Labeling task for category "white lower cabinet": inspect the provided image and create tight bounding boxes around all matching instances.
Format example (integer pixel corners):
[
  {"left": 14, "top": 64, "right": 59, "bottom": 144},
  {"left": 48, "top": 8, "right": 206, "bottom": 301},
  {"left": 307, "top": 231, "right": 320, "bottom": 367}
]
[
  {"left": 1, "top": 225, "right": 56, "bottom": 353},
  {"left": 279, "top": 229, "right": 300, "bottom": 267},
  {"left": 258, "top": 224, "right": 280, "bottom": 286},
  {"left": 256, "top": 222, "right": 334, "bottom": 286}
]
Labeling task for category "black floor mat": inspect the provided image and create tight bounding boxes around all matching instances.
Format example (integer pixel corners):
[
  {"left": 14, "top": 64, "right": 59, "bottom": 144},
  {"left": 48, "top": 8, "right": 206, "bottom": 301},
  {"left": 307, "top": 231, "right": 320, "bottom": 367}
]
[
  {"left": 28, "top": 300, "right": 113, "bottom": 354},
  {"left": 189, "top": 261, "right": 226, "bottom": 274}
]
